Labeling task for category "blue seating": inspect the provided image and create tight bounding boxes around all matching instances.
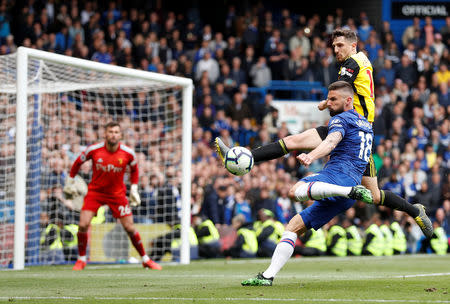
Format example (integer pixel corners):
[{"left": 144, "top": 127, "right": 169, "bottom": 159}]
[{"left": 248, "top": 80, "right": 328, "bottom": 103}]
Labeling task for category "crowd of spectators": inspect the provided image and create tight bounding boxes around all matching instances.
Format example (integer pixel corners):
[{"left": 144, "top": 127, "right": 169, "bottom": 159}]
[{"left": 0, "top": 0, "right": 449, "bottom": 256}]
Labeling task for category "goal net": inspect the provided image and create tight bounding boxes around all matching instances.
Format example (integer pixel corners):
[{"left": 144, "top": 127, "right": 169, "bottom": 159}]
[{"left": 0, "top": 47, "right": 193, "bottom": 269}]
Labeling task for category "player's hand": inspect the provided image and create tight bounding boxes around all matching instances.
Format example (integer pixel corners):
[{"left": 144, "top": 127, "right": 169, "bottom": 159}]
[
  {"left": 297, "top": 153, "right": 313, "bottom": 166},
  {"left": 129, "top": 184, "right": 141, "bottom": 207},
  {"left": 318, "top": 99, "right": 328, "bottom": 111},
  {"left": 63, "top": 176, "right": 77, "bottom": 197}
]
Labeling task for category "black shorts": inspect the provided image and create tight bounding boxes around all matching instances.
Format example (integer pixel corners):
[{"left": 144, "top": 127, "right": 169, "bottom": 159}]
[{"left": 315, "top": 126, "right": 377, "bottom": 177}]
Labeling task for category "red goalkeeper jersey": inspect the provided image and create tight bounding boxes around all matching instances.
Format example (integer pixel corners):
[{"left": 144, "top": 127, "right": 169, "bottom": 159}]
[{"left": 69, "top": 142, "right": 138, "bottom": 199}]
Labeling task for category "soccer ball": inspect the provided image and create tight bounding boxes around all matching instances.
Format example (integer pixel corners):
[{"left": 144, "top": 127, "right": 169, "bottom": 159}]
[{"left": 224, "top": 146, "right": 254, "bottom": 176}]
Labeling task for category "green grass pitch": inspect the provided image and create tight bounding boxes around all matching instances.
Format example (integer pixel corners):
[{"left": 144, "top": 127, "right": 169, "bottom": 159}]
[{"left": 0, "top": 254, "right": 449, "bottom": 304}]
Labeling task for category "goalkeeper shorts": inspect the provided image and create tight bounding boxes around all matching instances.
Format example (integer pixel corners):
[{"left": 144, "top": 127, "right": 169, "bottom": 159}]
[{"left": 83, "top": 192, "right": 132, "bottom": 218}]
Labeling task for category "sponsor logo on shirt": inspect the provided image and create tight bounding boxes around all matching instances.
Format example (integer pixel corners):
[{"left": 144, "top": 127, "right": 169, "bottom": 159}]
[
  {"left": 356, "top": 119, "right": 372, "bottom": 130},
  {"left": 340, "top": 67, "right": 354, "bottom": 77},
  {"left": 96, "top": 163, "right": 123, "bottom": 173},
  {"left": 97, "top": 158, "right": 103, "bottom": 163}
]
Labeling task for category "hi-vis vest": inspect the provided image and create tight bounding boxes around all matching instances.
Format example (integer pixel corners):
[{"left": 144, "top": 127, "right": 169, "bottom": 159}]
[
  {"left": 197, "top": 220, "right": 220, "bottom": 244},
  {"left": 91, "top": 206, "right": 106, "bottom": 224},
  {"left": 63, "top": 224, "right": 79, "bottom": 248},
  {"left": 237, "top": 227, "right": 258, "bottom": 254},
  {"left": 326, "top": 225, "right": 347, "bottom": 257},
  {"left": 171, "top": 225, "right": 198, "bottom": 249},
  {"left": 274, "top": 221, "right": 285, "bottom": 240},
  {"left": 304, "top": 228, "right": 326, "bottom": 252},
  {"left": 40, "top": 224, "right": 63, "bottom": 250},
  {"left": 256, "top": 219, "right": 281, "bottom": 244},
  {"left": 380, "top": 224, "right": 394, "bottom": 256},
  {"left": 346, "top": 225, "right": 362, "bottom": 256},
  {"left": 390, "top": 222, "right": 406, "bottom": 253},
  {"left": 430, "top": 227, "right": 448, "bottom": 255},
  {"left": 364, "top": 224, "right": 384, "bottom": 256}
]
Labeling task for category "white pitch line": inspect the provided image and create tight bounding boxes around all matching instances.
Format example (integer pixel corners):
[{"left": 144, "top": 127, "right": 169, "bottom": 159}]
[
  {"left": 393, "top": 273, "right": 450, "bottom": 278},
  {"left": 9, "top": 272, "right": 450, "bottom": 280},
  {"left": 1, "top": 296, "right": 449, "bottom": 303}
]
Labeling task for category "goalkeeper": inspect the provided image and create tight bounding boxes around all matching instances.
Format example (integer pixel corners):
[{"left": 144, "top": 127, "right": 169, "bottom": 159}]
[{"left": 65, "top": 122, "right": 161, "bottom": 271}]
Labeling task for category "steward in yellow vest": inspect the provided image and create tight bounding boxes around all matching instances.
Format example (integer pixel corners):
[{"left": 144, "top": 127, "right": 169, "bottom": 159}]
[
  {"left": 223, "top": 214, "right": 257, "bottom": 258},
  {"left": 390, "top": 221, "right": 407, "bottom": 254},
  {"left": 380, "top": 221, "right": 394, "bottom": 256},
  {"left": 192, "top": 214, "right": 221, "bottom": 258},
  {"left": 326, "top": 224, "right": 347, "bottom": 257},
  {"left": 345, "top": 223, "right": 362, "bottom": 256},
  {"left": 255, "top": 209, "right": 284, "bottom": 257},
  {"left": 362, "top": 216, "right": 384, "bottom": 256},
  {"left": 39, "top": 216, "right": 66, "bottom": 265},
  {"left": 61, "top": 224, "right": 79, "bottom": 262},
  {"left": 151, "top": 223, "right": 199, "bottom": 262},
  {"left": 430, "top": 226, "right": 448, "bottom": 255},
  {"left": 420, "top": 222, "right": 448, "bottom": 255},
  {"left": 295, "top": 228, "right": 326, "bottom": 256},
  {"left": 170, "top": 224, "right": 199, "bottom": 261}
]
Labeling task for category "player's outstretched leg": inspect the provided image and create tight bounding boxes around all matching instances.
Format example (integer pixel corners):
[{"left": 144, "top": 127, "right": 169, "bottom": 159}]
[
  {"left": 413, "top": 204, "right": 433, "bottom": 238},
  {"left": 215, "top": 137, "right": 230, "bottom": 163},
  {"left": 241, "top": 273, "right": 273, "bottom": 286},
  {"left": 292, "top": 182, "right": 373, "bottom": 204},
  {"left": 348, "top": 185, "right": 373, "bottom": 204},
  {"left": 215, "top": 137, "right": 291, "bottom": 166}
]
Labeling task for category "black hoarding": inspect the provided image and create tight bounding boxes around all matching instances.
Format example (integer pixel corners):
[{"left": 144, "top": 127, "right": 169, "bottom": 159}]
[{"left": 392, "top": 2, "right": 449, "bottom": 19}]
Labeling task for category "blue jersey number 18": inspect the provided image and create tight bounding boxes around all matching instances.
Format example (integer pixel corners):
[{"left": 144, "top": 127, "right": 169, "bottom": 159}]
[{"left": 358, "top": 131, "right": 373, "bottom": 162}]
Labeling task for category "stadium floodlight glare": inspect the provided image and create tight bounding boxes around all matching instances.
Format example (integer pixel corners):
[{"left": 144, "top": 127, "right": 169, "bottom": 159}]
[{"left": 0, "top": 47, "right": 193, "bottom": 270}]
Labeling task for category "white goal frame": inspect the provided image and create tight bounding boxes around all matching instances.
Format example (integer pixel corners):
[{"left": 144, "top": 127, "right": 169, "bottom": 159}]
[{"left": 13, "top": 47, "right": 193, "bottom": 270}]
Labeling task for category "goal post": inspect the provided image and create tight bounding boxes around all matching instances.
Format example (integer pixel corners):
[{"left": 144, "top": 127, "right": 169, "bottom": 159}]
[{"left": 3, "top": 47, "right": 193, "bottom": 270}]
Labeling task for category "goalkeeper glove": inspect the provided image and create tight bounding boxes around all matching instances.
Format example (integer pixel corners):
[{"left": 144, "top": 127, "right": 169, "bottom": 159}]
[
  {"left": 129, "top": 184, "right": 141, "bottom": 207},
  {"left": 63, "top": 176, "right": 77, "bottom": 197}
]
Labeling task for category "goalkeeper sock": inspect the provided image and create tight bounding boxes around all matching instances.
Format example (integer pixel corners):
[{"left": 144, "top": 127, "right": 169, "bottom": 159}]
[
  {"left": 263, "top": 231, "right": 297, "bottom": 279},
  {"left": 294, "top": 182, "right": 351, "bottom": 202},
  {"left": 77, "top": 231, "right": 88, "bottom": 257},
  {"left": 129, "top": 231, "right": 146, "bottom": 256},
  {"left": 251, "top": 139, "right": 289, "bottom": 163},
  {"left": 142, "top": 255, "right": 150, "bottom": 263},
  {"left": 380, "top": 190, "right": 419, "bottom": 217}
]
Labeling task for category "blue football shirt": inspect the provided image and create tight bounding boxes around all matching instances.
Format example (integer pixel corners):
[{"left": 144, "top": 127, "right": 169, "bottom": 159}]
[{"left": 323, "top": 109, "right": 373, "bottom": 183}]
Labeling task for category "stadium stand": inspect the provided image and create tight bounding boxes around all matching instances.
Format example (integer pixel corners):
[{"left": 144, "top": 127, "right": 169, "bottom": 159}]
[{"left": 0, "top": 1, "right": 448, "bottom": 260}]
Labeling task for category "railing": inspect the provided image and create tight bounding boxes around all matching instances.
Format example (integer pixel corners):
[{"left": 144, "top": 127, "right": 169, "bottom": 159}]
[{"left": 248, "top": 80, "right": 328, "bottom": 103}]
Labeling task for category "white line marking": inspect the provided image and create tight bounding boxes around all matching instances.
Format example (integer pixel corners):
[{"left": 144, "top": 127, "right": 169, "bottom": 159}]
[
  {"left": 1, "top": 297, "right": 449, "bottom": 303},
  {"left": 393, "top": 273, "right": 450, "bottom": 278}
]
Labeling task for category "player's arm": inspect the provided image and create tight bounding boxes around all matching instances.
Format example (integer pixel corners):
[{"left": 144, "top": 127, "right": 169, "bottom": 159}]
[
  {"left": 338, "top": 57, "right": 360, "bottom": 85},
  {"left": 128, "top": 156, "right": 141, "bottom": 207},
  {"left": 297, "top": 131, "right": 342, "bottom": 166},
  {"left": 195, "top": 226, "right": 211, "bottom": 238},
  {"left": 257, "top": 226, "right": 275, "bottom": 243}
]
